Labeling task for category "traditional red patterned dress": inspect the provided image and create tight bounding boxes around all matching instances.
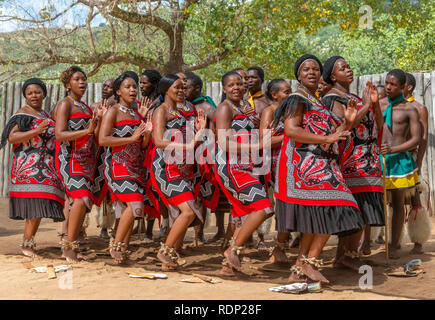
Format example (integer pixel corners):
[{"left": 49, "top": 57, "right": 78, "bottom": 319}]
[
  {"left": 322, "top": 88, "right": 384, "bottom": 226},
  {"left": 214, "top": 100, "right": 273, "bottom": 218},
  {"left": 275, "top": 89, "right": 364, "bottom": 235},
  {"left": 104, "top": 107, "right": 159, "bottom": 219},
  {"left": 55, "top": 101, "right": 106, "bottom": 210},
  {"left": 150, "top": 103, "right": 203, "bottom": 226},
  {"left": 1, "top": 111, "right": 65, "bottom": 221},
  {"left": 264, "top": 111, "right": 285, "bottom": 189}
]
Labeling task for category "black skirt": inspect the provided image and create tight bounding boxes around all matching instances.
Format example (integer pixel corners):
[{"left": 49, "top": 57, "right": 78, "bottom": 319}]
[
  {"left": 9, "top": 197, "right": 65, "bottom": 222},
  {"left": 275, "top": 199, "right": 364, "bottom": 236},
  {"left": 354, "top": 192, "right": 385, "bottom": 226}
]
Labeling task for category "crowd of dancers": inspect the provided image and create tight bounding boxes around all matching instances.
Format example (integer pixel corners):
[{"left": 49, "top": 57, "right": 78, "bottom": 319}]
[{"left": 1, "top": 53, "right": 432, "bottom": 285}]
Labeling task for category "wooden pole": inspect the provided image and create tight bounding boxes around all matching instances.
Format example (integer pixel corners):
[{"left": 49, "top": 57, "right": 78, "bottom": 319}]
[
  {"left": 382, "top": 155, "right": 389, "bottom": 264},
  {"left": 0, "top": 83, "right": 8, "bottom": 196}
]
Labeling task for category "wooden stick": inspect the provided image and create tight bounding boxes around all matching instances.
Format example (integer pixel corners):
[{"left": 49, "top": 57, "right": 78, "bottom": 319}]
[
  {"left": 382, "top": 155, "right": 389, "bottom": 264},
  {"left": 47, "top": 265, "right": 57, "bottom": 279}
]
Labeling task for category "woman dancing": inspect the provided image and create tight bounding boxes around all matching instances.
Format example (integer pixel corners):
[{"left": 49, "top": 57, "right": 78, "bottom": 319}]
[
  {"left": 99, "top": 72, "right": 153, "bottom": 263},
  {"left": 321, "top": 56, "right": 384, "bottom": 269},
  {"left": 150, "top": 74, "right": 206, "bottom": 270},
  {"left": 55, "top": 66, "right": 106, "bottom": 262},
  {"left": 1, "top": 78, "right": 65, "bottom": 258},
  {"left": 214, "top": 71, "right": 273, "bottom": 272},
  {"left": 273, "top": 54, "right": 364, "bottom": 284}
]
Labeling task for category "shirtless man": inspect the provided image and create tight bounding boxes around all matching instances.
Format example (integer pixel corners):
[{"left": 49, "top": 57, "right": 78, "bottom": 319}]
[
  {"left": 245, "top": 66, "right": 273, "bottom": 251},
  {"left": 91, "top": 79, "right": 115, "bottom": 111},
  {"left": 185, "top": 71, "right": 217, "bottom": 243},
  {"left": 246, "top": 66, "right": 270, "bottom": 115},
  {"left": 380, "top": 69, "right": 421, "bottom": 259},
  {"left": 404, "top": 72, "right": 431, "bottom": 254}
]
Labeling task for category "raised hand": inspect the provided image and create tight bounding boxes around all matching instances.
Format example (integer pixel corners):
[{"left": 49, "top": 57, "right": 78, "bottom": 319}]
[
  {"left": 88, "top": 113, "right": 98, "bottom": 134},
  {"left": 362, "top": 83, "right": 371, "bottom": 107},
  {"left": 195, "top": 109, "right": 207, "bottom": 131},
  {"left": 131, "top": 121, "right": 147, "bottom": 141},
  {"left": 343, "top": 98, "right": 358, "bottom": 126},
  {"left": 36, "top": 119, "right": 50, "bottom": 134},
  {"left": 367, "top": 81, "right": 379, "bottom": 105},
  {"left": 144, "top": 114, "right": 153, "bottom": 134},
  {"left": 97, "top": 99, "right": 108, "bottom": 119},
  {"left": 139, "top": 96, "right": 153, "bottom": 118}
]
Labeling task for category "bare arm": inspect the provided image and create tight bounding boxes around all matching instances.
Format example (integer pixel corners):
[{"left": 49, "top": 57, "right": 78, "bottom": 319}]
[
  {"left": 99, "top": 107, "right": 144, "bottom": 147},
  {"left": 332, "top": 99, "right": 366, "bottom": 130},
  {"left": 260, "top": 106, "right": 283, "bottom": 149},
  {"left": 416, "top": 105, "right": 428, "bottom": 171},
  {"left": 285, "top": 103, "right": 350, "bottom": 144},
  {"left": 55, "top": 100, "right": 93, "bottom": 142},
  {"left": 8, "top": 120, "right": 49, "bottom": 145}
]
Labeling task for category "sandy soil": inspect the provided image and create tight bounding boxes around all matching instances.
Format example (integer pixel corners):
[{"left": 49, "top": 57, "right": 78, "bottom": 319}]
[{"left": 0, "top": 197, "right": 434, "bottom": 300}]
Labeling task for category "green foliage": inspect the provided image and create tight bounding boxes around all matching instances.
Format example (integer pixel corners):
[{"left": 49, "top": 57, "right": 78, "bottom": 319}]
[{"left": 0, "top": 0, "right": 433, "bottom": 83}]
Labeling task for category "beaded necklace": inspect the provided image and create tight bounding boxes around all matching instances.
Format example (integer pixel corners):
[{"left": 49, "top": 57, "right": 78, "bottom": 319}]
[
  {"left": 119, "top": 104, "right": 138, "bottom": 118},
  {"left": 297, "top": 88, "right": 325, "bottom": 108},
  {"left": 225, "top": 99, "right": 244, "bottom": 114},
  {"left": 162, "top": 103, "right": 182, "bottom": 118},
  {"left": 24, "top": 105, "right": 47, "bottom": 118},
  {"left": 330, "top": 87, "right": 359, "bottom": 101},
  {"left": 67, "top": 95, "right": 88, "bottom": 113},
  {"left": 176, "top": 103, "right": 190, "bottom": 112}
]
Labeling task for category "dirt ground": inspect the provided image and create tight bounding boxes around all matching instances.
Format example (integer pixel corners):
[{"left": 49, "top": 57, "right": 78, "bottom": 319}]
[{"left": 0, "top": 197, "right": 434, "bottom": 300}]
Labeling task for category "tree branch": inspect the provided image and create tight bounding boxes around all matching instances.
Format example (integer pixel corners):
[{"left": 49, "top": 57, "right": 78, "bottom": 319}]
[{"left": 0, "top": 1, "right": 80, "bottom": 23}]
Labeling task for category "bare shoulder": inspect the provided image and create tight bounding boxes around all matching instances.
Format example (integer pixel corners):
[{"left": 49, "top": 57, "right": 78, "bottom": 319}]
[
  {"left": 216, "top": 100, "right": 231, "bottom": 113},
  {"left": 379, "top": 97, "right": 388, "bottom": 110},
  {"left": 261, "top": 105, "right": 275, "bottom": 119},
  {"left": 411, "top": 100, "right": 427, "bottom": 112},
  {"left": 15, "top": 106, "right": 32, "bottom": 116},
  {"left": 196, "top": 101, "right": 215, "bottom": 114}
]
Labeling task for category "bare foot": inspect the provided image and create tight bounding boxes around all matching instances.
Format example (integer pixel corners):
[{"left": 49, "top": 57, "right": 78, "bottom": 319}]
[
  {"left": 62, "top": 248, "right": 79, "bottom": 263},
  {"left": 21, "top": 247, "right": 39, "bottom": 259},
  {"left": 338, "top": 256, "right": 365, "bottom": 272},
  {"left": 360, "top": 241, "right": 371, "bottom": 256},
  {"left": 110, "top": 249, "right": 124, "bottom": 264},
  {"left": 301, "top": 263, "right": 329, "bottom": 284},
  {"left": 223, "top": 248, "right": 242, "bottom": 271},
  {"left": 288, "top": 265, "right": 307, "bottom": 283},
  {"left": 157, "top": 251, "right": 178, "bottom": 270},
  {"left": 219, "top": 266, "right": 236, "bottom": 277},
  {"left": 269, "top": 246, "right": 289, "bottom": 264},
  {"left": 410, "top": 243, "right": 424, "bottom": 254}
]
